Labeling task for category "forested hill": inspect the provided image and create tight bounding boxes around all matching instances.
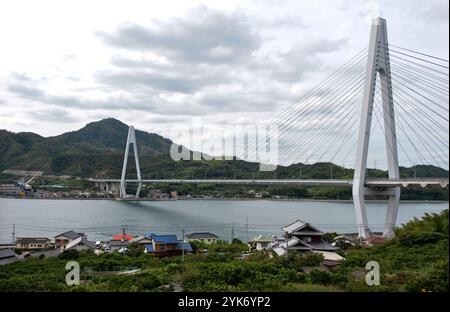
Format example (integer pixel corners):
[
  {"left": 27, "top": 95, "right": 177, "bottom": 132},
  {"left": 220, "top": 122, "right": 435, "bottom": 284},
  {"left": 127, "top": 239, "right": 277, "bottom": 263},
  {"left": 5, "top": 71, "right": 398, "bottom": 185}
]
[{"left": 0, "top": 118, "right": 448, "bottom": 180}]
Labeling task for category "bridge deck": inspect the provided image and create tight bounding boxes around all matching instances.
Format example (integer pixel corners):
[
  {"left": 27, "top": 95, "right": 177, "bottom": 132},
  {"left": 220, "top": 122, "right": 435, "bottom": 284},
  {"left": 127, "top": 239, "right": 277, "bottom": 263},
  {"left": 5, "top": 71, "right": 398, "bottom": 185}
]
[{"left": 89, "top": 178, "right": 449, "bottom": 188}]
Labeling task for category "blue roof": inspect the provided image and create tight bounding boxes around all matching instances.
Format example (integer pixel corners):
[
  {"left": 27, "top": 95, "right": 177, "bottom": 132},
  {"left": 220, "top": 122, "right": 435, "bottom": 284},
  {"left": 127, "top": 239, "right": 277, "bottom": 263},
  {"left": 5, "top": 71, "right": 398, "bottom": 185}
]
[
  {"left": 144, "top": 244, "right": 154, "bottom": 252},
  {"left": 177, "top": 242, "right": 193, "bottom": 252},
  {"left": 149, "top": 234, "right": 178, "bottom": 244}
]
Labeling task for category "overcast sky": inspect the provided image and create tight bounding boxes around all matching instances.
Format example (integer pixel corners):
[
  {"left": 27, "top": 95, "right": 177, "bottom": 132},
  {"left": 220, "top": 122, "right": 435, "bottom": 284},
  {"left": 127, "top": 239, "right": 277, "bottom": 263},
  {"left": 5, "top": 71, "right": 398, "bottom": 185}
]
[{"left": 0, "top": 0, "right": 448, "bottom": 167}]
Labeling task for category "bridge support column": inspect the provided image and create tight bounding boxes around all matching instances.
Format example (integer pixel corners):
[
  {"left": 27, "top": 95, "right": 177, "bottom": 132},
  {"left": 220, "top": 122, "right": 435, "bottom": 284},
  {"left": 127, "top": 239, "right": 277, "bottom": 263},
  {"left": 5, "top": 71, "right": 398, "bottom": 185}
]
[
  {"left": 120, "top": 126, "right": 142, "bottom": 199},
  {"left": 353, "top": 17, "right": 400, "bottom": 240}
]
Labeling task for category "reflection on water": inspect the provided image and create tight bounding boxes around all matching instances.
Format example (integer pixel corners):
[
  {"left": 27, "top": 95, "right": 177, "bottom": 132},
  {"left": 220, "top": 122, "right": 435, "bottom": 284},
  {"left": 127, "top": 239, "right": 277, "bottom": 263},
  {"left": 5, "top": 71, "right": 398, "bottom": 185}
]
[{"left": 0, "top": 198, "right": 447, "bottom": 243}]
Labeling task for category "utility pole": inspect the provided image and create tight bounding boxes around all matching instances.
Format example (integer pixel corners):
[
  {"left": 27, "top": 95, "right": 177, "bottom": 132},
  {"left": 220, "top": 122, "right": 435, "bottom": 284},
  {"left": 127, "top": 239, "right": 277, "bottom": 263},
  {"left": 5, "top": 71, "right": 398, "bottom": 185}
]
[
  {"left": 284, "top": 232, "right": 289, "bottom": 266},
  {"left": 231, "top": 224, "right": 234, "bottom": 243},
  {"left": 121, "top": 224, "right": 128, "bottom": 251},
  {"left": 12, "top": 224, "right": 15, "bottom": 249},
  {"left": 245, "top": 217, "right": 249, "bottom": 242},
  {"left": 182, "top": 229, "right": 185, "bottom": 262}
]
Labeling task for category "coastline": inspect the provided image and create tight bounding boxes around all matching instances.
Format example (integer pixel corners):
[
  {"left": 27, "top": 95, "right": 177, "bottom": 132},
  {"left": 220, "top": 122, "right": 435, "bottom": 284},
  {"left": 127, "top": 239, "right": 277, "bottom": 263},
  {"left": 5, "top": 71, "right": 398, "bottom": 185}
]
[{"left": 0, "top": 196, "right": 448, "bottom": 204}]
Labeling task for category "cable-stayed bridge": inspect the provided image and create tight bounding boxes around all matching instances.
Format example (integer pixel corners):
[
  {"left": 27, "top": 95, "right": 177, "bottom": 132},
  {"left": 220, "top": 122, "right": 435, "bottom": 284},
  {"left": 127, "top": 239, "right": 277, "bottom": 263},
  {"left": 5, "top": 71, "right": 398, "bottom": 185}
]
[{"left": 90, "top": 18, "right": 449, "bottom": 240}]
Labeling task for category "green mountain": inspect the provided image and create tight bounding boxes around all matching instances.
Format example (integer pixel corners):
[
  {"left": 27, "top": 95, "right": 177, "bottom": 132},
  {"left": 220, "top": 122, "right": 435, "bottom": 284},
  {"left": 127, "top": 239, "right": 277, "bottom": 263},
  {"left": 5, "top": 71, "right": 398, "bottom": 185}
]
[{"left": 0, "top": 118, "right": 448, "bottom": 181}]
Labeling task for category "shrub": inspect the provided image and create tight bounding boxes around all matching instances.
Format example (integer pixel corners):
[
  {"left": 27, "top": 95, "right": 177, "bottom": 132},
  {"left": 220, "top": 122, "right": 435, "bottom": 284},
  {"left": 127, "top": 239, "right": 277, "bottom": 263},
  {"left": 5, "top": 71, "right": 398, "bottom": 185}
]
[
  {"left": 59, "top": 249, "right": 79, "bottom": 260},
  {"left": 309, "top": 269, "right": 332, "bottom": 285},
  {"left": 397, "top": 231, "right": 447, "bottom": 247}
]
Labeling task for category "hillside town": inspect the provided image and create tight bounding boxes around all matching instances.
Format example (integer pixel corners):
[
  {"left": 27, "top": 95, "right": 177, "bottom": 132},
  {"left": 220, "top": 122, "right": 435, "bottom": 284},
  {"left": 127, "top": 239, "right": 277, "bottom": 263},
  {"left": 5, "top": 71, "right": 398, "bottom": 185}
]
[{"left": 0, "top": 219, "right": 386, "bottom": 272}]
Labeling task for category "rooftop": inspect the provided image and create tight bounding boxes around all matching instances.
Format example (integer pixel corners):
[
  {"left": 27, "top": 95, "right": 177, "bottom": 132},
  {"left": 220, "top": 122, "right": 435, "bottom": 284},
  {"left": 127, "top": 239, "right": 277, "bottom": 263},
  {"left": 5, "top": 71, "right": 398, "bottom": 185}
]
[
  {"left": 65, "top": 237, "right": 96, "bottom": 250},
  {"left": 55, "top": 231, "right": 85, "bottom": 240},
  {"left": 185, "top": 232, "right": 219, "bottom": 239},
  {"left": 0, "top": 248, "right": 16, "bottom": 259},
  {"left": 112, "top": 233, "right": 134, "bottom": 241},
  {"left": 282, "top": 219, "right": 322, "bottom": 235},
  {"left": 16, "top": 237, "right": 50, "bottom": 244},
  {"left": 145, "top": 233, "right": 178, "bottom": 244}
]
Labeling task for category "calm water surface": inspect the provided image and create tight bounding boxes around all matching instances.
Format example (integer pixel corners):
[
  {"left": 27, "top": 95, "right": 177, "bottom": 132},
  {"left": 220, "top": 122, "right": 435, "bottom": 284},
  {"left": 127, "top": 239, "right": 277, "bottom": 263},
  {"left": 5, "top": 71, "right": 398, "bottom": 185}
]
[{"left": 0, "top": 198, "right": 447, "bottom": 243}]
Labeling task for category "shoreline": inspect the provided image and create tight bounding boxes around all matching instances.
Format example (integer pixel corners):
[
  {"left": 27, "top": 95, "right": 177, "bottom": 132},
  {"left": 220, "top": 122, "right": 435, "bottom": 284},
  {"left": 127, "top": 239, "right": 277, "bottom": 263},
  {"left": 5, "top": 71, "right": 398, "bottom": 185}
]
[{"left": 0, "top": 196, "right": 448, "bottom": 204}]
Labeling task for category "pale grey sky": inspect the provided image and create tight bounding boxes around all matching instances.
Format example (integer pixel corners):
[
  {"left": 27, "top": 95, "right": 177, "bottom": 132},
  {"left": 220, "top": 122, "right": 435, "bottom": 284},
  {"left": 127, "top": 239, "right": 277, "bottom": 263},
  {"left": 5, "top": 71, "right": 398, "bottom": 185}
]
[{"left": 0, "top": 0, "right": 448, "bottom": 167}]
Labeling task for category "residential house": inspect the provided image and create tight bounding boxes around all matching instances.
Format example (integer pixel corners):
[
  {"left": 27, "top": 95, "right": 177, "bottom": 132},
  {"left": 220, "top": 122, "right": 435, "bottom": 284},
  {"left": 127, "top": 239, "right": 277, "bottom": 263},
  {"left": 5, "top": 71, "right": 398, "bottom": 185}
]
[
  {"left": 273, "top": 219, "right": 339, "bottom": 257},
  {"left": 170, "top": 191, "right": 178, "bottom": 199},
  {"left": 185, "top": 232, "right": 219, "bottom": 244},
  {"left": 249, "top": 235, "right": 273, "bottom": 251},
  {"left": 63, "top": 236, "right": 96, "bottom": 252},
  {"left": 144, "top": 233, "right": 192, "bottom": 257},
  {"left": 108, "top": 240, "right": 131, "bottom": 252},
  {"left": 0, "top": 248, "right": 17, "bottom": 265},
  {"left": 54, "top": 231, "right": 86, "bottom": 249},
  {"left": 112, "top": 232, "right": 134, "bottom": 241},
  {"left": 129, "top": 236, "right": 152, "bottom": 246},
  {"left": 106, "top": 231, "right": 135, "bottom": 252},
  {"left": 15, "top": 237, "right": 51, "bottom": 250}
]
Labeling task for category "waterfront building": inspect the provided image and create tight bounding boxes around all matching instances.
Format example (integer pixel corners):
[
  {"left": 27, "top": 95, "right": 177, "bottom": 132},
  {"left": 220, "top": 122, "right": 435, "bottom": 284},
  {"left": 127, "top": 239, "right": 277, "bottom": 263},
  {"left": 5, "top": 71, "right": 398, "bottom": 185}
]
[
  {"left": 144, "top": 233, "right": 192, "bottom": 257},
  {"left": 54, "top": 231, "right": 86, "bottom": 249},
  {"left": 249, "top": 235, "right": 273, "bottom": 251},
  {"left": 63, "top": 236, "right": 96, "bottom": 251},
  {"left": 129, "top": 236, "right": 152, "bottom": 246},
  {"left": 273, "top": 219, "right": 339, "bottom": 256},
  {"left": 185, "top": 232, "right": 219, "bottom": 244},
  {"left": 15, "top": 237, "right": 51, "bottom": 250}
]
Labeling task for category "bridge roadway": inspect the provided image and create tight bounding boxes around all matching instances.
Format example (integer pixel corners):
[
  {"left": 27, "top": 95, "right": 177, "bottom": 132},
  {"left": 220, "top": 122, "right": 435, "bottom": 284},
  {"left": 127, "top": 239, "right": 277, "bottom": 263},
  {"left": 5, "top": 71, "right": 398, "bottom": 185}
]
[{"left": 89, "top": 178, "right": 449, "bottom": 188}]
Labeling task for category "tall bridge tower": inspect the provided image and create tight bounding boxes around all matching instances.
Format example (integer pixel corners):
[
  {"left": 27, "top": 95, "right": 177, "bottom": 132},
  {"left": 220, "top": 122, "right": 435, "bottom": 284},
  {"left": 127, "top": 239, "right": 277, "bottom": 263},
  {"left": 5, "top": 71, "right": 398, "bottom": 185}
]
[
  {"left": 120, "top": 126, "right": 142, "bottom": 198},
  {"left": 353, "top": 17, "right": 400, "bottom": 239}
]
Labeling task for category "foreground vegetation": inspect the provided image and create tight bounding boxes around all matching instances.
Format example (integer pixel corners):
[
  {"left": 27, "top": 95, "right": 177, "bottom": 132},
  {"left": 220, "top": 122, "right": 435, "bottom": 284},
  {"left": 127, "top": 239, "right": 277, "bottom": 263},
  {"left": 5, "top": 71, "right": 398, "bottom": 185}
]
[{"left": 0, "top": 210, "right": 448, "bottom": 292}]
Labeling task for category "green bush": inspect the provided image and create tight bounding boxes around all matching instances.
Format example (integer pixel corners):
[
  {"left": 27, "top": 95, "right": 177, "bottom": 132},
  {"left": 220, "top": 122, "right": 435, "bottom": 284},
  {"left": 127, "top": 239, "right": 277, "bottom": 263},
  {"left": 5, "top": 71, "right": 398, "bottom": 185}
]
[{"left": 59, "top": 249, "right": 79, "bottom": 260}]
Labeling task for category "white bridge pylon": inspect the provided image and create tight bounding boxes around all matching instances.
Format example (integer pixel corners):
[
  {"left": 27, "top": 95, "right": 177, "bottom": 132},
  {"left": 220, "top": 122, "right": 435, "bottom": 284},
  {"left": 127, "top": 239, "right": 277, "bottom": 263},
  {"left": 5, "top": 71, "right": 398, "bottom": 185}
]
[
  {"left": 353, "top": 17, "right": 399, "bottom": 240},
  {"left": 120, "top": 126, "right": 142, "bottom": 198}
]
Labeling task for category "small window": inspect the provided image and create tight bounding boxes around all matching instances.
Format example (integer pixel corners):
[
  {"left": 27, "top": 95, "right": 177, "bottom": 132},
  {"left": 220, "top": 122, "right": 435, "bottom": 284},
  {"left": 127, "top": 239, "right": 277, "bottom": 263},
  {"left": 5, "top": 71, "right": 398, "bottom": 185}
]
[{"left": 304, "top": 237, "right": 312, "bottom": 242}]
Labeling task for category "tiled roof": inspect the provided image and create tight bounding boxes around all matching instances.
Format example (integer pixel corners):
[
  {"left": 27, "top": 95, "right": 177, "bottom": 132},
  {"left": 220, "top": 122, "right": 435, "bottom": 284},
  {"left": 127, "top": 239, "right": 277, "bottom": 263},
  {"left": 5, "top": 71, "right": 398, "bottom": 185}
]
[
  {"left": 0, "top": 248, "right": 16, "bottom": 259},
  {"left": 282, "top": 219, "right": 322, "bottom": 235},
  {"left": 109, "top": 240, "right": 131, "bottom": 246},
  {"left": 65, "top": 237, "right": 96, "bottom": 250},
  {"left": 112, "top": 233, "right": 134, "bottom": 241},
  {"left": 307, "top": 241, "right": 338, "bottom": 251},
  {"left": 185, "top": 232, "right": 219, "bottom": 239},
  {"left": 16, "top": 237, "right": 50, "bottom": 244},
  {"left": 150, "top": 234, "right": 178, "bottom": 244},
  {"left": 55, "top": 231, "right": 84, "bottom": 240},
  {"left": 177, "top": 242, "right": 193, "bottom": 252}
]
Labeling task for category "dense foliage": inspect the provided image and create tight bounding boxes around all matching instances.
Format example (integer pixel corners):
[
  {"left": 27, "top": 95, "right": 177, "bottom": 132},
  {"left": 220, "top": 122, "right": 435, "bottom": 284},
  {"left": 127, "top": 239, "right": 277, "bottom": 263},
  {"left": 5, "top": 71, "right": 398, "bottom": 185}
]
[{"left": 0, "top": 209, "right": 447, "bottom": 292}]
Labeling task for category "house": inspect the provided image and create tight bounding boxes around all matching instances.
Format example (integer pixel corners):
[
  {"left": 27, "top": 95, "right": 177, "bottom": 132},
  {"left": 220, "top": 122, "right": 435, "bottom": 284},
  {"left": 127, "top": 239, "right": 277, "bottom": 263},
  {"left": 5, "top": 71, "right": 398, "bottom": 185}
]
[
  {"left": 0, "top": 248, "right": 17, "bottom": 265},
  {"left": 15, "top": 237, "right": 51, "bottom": 250},
  {"left": 108, "top": 240, "right": 131, "bottom": 252},
  {"left": 54, "top": 231, "right": 86, "bottom": 249},
  {"left": 249, "top": 235, "right": 273, "bottom": 251},
  {"left": 63, "top": 236, "right": 96, "bottom": 251},
  {"left": 112, "top": 233, "right": 134, "bottom": 241},
  {"left": 366, "top": 236, "right": 386, "bottom": 246},
  {"left": 185, "top": 232, "right": 219, "bottom": 244},
  {"left": 129, "top": 236, "right": 152, "bottom": 246},
  {"left": 312, "top": 250, "right": 345, "bottom": 270},
  {"left": 144, "top": 233, "right": 192, "bottom": 257},
  {"left": 273, "top": 219, "right": 338, "bottom": 256},
  {"left": 23, "top": 249, "right": 60, "bottom": 259}
]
